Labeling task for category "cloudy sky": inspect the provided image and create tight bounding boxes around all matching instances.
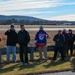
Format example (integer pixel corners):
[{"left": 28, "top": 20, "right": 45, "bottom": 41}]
[{"left": 0, "top": 0, "right": 75, "bottom": 21}]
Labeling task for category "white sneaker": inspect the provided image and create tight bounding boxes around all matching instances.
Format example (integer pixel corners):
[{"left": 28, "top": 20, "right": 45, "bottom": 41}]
[
  {"left": 24, "top": 63, "right": 28, "bottom": 65},
  {"left": 19, "top": 62, "right": 23, "bottom": 64}
]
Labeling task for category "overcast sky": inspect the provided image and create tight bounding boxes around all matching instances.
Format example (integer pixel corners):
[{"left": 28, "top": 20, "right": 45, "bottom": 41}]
[{"left": 0, "top": 0, "right": 75, "bottom": 21}]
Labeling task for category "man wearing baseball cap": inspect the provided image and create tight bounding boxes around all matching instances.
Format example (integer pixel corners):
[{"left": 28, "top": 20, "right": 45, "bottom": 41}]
[
  {"left": 34, "top": 26, "right": 49, "bottom": 62},
  {"left": 5, "top": 24, "right": 17, "bottom": 62}
]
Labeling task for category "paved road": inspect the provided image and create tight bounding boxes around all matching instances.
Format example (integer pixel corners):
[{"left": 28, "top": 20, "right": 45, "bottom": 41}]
[{"left": 38, "top": 71, "right": 75, "bottom": 75}]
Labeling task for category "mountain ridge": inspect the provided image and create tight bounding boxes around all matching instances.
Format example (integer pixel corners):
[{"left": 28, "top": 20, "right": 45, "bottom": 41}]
[
  {"left": 0, "top": 15, "right": 44, "bottom": 21},
  {"left": 0, "top": 15, "right": 75, "bottom": 25}
]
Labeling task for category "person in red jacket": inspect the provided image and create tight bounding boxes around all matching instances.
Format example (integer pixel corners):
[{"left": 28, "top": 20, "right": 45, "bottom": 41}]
[{"left": 34, "top": 26, "right": 49, "bottom": 62}]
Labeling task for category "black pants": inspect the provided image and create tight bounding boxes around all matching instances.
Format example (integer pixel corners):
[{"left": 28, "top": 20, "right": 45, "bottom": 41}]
[
  {"left": 64, "top": 44, "right": 68, "bottom": 57},
  {"left": 68, "top": 43, "right": 73, "bottom": 56},
  {"left": 19, "top": 45, "right": 28, "bottom": 63},
  {"left": 53, "top": 46, "right": 65, "bottom": 60}
]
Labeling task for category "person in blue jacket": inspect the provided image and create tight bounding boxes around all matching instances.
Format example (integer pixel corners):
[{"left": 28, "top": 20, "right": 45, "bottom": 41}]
[{"left": 34, "top": 26, "right": 49, "bottom": 62}]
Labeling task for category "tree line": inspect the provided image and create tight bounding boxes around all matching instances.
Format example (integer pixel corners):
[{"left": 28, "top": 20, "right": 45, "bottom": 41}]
[{"left": 0, "top": 18, "right": 75, "bottom": 25}]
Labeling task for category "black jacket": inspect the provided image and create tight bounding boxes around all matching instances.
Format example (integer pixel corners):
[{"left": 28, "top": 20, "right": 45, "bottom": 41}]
[
  {"left": 17, "top": 29, "right": 30, "bottom": 46},
  {"left": 53, "top": 34, "right": 65, "bottom": 47},
  {"left": 5, "top": 29, "right": 18, "bottom": 46},
  {"left": 68, "top": 33, "right": 75, "bottom": 44}
]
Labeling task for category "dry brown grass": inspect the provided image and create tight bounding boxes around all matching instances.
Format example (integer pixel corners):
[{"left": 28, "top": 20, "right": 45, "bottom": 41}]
[
  {"left": 0, "top": 25, "right": 75, "bottom": 49},
  {"left": 0, "top": 30, "right": 56, "bottom": 49}
]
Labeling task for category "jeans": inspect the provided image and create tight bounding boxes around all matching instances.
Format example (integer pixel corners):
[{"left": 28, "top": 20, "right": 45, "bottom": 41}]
[{"left": 7, "top": 46, "right": 16, "bottom": 62}]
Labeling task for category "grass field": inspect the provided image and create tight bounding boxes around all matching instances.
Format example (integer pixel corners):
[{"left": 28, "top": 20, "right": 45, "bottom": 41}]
[
  {"left": 0, "top": 25, "right": 75, "bottom": 75},
  {"left": 0, "top": 52, "right": 75, "bottom": 75}
]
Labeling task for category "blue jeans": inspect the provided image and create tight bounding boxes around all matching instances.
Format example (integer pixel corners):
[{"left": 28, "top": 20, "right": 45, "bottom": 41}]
[{"left": 7, "top": 46, "right": 16, "bottom": 62}]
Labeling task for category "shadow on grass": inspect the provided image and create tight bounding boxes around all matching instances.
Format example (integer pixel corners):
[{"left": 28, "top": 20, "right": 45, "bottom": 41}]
[
  {"left": 0, "top": 57, "right": 70, "bottom": 74},
  {"left": 0, "top": 63, "right": 19, "bottom": 74},
  {"left": 18, "top": 59, "right": 46, "bottom": 70},
  {"left": 43, "top": 57, "right": 69, "bottom": 68},
  {"left": 71, "top": 57, "right": 75, "bottom": 72},
  {"left": 0, "top": 59, "right": 46, "bottom": 74},
  {"left": 0, "top": 56, "right": 75, "bottom": 74}
]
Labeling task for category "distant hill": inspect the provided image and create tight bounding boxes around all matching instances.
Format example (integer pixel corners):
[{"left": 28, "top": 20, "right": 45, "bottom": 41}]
[
  {"left": 0, "top": 15, "right": 75, "bottom": 25},
  {"left": 0, "top": 15, "right": 43, "bottom": 21}
]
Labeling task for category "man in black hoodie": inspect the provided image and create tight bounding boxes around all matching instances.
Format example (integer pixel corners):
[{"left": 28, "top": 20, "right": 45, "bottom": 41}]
[
  {"left": 18, "top": 25, "right": 30, "bottom": 65},
  {"left": 53, "top": 30, "right": 65, "bottom": 61},
  {"left": 5, "top": 25, "right": 17, "bottom": 62},
  {"left": 68, "top": 29, "right": 75, "bottom": 56}
]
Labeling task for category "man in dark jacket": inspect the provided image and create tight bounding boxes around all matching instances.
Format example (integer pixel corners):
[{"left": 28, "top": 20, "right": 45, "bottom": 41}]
[
  {"left": 53, "top": 30, "right": 65, "bottom": 61},
  {"left": 5, "top": 25, "right": 17, "bottom": 62},
  {"left": 18, "top": 25, "right": 30, "bottom": 65},
  {"left": 62, "top": 29, "right": 69, "bottom": 57},
  {"left": 68, "top": 29, "right": 75, "bottom": 56}
]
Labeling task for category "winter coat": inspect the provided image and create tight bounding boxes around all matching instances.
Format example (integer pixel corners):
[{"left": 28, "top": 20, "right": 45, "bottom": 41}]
[
  {"left": 68, "top": 33, "right": 75, "bottom": 44},
  {"left": 35, "top": 30, "right": 49, "bottom": 46},
  {"left": 62, "top": 32, "right": 69, "bottom": 44},
  {"left": 17, "top": 29, "right": 30, "bottom": 46},
  {"left": 53, "top": 34, "right": 65, "bottom": 47},
  {"left": 5, "top": 29, "right": 17, "bottom": 46}
]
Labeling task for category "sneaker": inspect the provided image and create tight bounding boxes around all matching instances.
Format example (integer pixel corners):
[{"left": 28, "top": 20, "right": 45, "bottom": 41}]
[
  {"left": 19, "top": 62, "right": 23, "bottom": 64},
  {"left": 24, "top": 63, "right": 29, "bottom": 65},
  {"left": 38, "top": 59, "right": 42, "bottom": 62},
  {"left": 38, "top": 58, "right": 42, "bottom": 62},
  {"left": 12, "top": 60, "right": 16, "bottom": 63},
  {"left": 52, "top": 58, "right": 56, "bottom": 60},
  {"left": 7, "top": 61, "right": 10, "bottom": 63},
  {"left": 45, "top": 60, "right": 48, "bottom": 62},
  {"left": 62, "top": 59, "right": 66, "bottom": 62}
]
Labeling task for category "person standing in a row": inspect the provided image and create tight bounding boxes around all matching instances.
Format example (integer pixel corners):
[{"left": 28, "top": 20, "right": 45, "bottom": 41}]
[
  {"left": 17, "top": 25, "right": 30, "bottom": 65},
  {"left": 68, "top": 29, "right": 75, "bottom": 56},
  {"left": 5, "top": 25, "right": 17, "bottom": 62},
  {"left": 62, "top": 29, "right": 69, "bottom": 57},
  {"left": 53, "top": 30, "right": 65, "bottom": 61},
  {"left": 34, "top": 26, "right": 49, "bottom": 62}
]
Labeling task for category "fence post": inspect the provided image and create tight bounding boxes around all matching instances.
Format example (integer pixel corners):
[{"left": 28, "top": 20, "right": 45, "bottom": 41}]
[{"left": 30, "top": 48, "right": 34, "bottom": 61}]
